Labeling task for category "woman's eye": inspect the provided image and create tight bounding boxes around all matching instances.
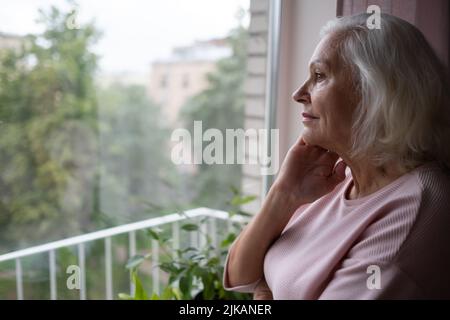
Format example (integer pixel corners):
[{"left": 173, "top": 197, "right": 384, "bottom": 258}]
[{"left": 315, "top": 72, "right": 325, "bottom": 81}]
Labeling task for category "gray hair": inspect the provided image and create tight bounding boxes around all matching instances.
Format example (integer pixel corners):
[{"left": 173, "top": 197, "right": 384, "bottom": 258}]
[{"left": 321, "top": 13, "right": 450, "bottom": 171}]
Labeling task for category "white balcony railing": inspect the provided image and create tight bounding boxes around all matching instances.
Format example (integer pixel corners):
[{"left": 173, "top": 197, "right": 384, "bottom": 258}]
[{"left": 0, "top": 207, "right": 247, "bottom": 300}]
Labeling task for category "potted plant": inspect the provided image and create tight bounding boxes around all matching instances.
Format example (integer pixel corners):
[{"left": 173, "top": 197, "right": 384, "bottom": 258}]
[{"left": 119, "top": 188, "right": 255, "bottom": 300}]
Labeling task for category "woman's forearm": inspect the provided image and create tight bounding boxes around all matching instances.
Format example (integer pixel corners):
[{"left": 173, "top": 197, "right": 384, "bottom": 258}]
[{"left": 226, "top": 185, "right": 302, "bottom": 287}]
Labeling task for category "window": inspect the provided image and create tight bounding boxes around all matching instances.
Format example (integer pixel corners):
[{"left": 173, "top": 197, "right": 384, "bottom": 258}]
[{"left": 0, "top": 0, "right": 253, "bottom": 299}]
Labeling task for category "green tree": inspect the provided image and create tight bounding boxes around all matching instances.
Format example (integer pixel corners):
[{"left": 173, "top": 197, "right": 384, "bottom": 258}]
[
  {"left": 96, "top": 83, "right": 180, "bottom": 223},
  {"left": 0, "top": 5, "right": 100, "bottom": 252},
  {"left": 0, "top": 5, "right": 178, "bottom": 299},
  {"left": 179, "top": 26, "right": 249, "bottom": 209}
]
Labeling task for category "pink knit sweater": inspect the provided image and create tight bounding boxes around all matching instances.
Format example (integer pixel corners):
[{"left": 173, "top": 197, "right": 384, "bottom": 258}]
[{"left": 224, "top": 161, "right": 450, "bottom": 299}]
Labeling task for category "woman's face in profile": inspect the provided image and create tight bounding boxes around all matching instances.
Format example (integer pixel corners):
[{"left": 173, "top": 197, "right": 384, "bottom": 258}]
[{"left": 292, "top": 34, "right": 359, "bottom": 153}]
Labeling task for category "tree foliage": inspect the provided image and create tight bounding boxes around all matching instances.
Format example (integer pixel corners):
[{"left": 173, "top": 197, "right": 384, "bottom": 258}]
[
  {"left": 0, "top": 7, "right": 101, "bottom": 251},
  {"left": 96, "top": 83, "right": 178, "bottom": 223}
]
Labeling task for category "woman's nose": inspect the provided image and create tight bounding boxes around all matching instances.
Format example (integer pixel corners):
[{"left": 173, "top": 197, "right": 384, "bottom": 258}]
[{"left": 292, "top": 83, "right": 311, "bottom": 105}]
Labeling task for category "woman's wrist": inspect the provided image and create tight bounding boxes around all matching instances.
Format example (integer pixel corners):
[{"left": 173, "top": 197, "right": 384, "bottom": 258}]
[
  {"left": 259, "top": 183, "right": 307, "bottom": 232},
  {"left": 267, "top": 182, "right": 308, "bottom": 213}
]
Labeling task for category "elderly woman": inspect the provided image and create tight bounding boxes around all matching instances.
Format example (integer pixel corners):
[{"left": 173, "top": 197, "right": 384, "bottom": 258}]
[{"left": 223, "top": 13, "right": 450, "bottom": 299}]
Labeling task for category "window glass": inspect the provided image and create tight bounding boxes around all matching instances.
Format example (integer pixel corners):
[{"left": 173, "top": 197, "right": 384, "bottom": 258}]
[{"left": 0, "top": 0, "right": 250, "bottom": 299}]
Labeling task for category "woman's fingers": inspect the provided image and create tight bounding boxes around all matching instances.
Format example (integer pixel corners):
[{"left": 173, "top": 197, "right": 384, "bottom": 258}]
[
  {"left": 323, "top": 150, "right": 340, "bottom": 161},
  {"left": 311, "top": 148, "right": 339, "bottom": 166},
  {"left": 292, "top": 135, "right": 307, "bottom": 148},
  {"left": 300, "top": 137, "right": 307, "bottom": 145},
  {"left": 330, "top": 160, "right": 347, "bottom": 183}
]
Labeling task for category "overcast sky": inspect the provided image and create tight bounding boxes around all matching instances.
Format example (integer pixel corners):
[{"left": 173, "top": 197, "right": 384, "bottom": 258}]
[{"left": 0, "top": 0, "right": 249, "bottom": 73}]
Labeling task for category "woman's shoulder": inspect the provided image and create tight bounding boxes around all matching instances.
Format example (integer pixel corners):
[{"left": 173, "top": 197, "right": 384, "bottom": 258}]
[
  {"left": 344, "top": 162, "right": 450, "bottom": 266},
  {"left": 413, "top": 161, "right": 450, "bottom": 197},
  {"left": 392, "top": 162, "right": 450, "bottom": 297}
]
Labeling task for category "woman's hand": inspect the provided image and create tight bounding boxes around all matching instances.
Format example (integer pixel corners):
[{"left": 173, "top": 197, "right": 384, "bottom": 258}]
[
  {"left": 272, "top": 135, "right": 347, "bottom": 209},
  {"left": 225, "top": 136, "right": 347, "bottom": 289}
]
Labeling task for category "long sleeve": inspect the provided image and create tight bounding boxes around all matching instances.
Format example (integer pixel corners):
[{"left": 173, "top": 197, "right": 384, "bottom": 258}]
[
  {"left": 222, "top": 241, "right": 263, "bottom": 293},
  {"left": 318, "top": 259, "right": 424, "bottom": 299}
]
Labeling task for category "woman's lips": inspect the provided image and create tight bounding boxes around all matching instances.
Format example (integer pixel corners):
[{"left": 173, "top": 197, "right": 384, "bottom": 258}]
[{"left": 302, "top": 112, "right": 319, "bottom": 122}]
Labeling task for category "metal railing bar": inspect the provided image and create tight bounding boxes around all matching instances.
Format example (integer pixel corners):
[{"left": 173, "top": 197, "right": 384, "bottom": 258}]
[
  {"left": 78, "top": 243, "right": 86, "bottom": 300},
  {"left": 190, "top": 217, "right": 198, "bottom": 249},
  {"left": 15, "top": 258, "right": 23, "bottom": 300},
  {"left": 105, "top": 237, "right": 113, "bottom": 300},
  {"left": 209, "top": 218, "right": 217, "bottom": 250},
  {"left": 172, "top": 221, "right": 180, "bottom": 259},
  {"left": 151, "top": 239, "right": 159, "bottom": 295},
  {"left": 199, "top": 219, "right": 208, "bottom": 248},
  {"left": 0, "top": 207, "right": 231, "bottom": 262},
  {"left": 128, "top": 230, "right": 136, "bottom": 296},
  {"left": 49, "top": 250, "right": 57, "bottom": 300}
]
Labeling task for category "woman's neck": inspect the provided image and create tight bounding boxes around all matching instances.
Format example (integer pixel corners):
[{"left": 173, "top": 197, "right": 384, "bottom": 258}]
[{"left": 342, "top": 157, "right": 411, "bottom": 200}]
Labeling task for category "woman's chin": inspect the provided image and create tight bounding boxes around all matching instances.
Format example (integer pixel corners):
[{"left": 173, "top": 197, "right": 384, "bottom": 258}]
[
  {"left": 301, "top": 132, "right": 327, "bottom": 149},
  {"left": 301, "top": 131, "right": 317, "bottom": 146}
]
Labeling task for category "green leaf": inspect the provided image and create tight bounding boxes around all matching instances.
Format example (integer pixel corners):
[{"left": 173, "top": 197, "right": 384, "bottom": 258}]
[
  {"left": 172, "top": 287, "right": 182, "bottom": 300},
  {"left": 191, "top": 265, "right": 207, "bottom": 278},
  {"left": 160, "top": 287, "right": 174, "bottom": 300},
  {"left": 220, "top": 233, "right": 236, "bottom": 248},
  {"left": 179, "top": 274, "right": 192, "bottom": 298},
  {"left": 189, "top": 253, "right": 206, "bottom": 262},
  {"left": 132, "top": 271, "right": 149, "bottom": 300},
  {"left": 207, "top": 257, "right": 220, "bottom": 267},
  {"left": 229, "top": 185, "right": 239, "bottom": 195},
  {"left": 160, "top": 234, "right": 171, "bottom": 243},
  {"left": 118, "top": 293, "right": 133, "bottom": 300},
  {"left": 180, "top": 247, "right": 197, "bottom": 253},
  {"left": 237, "top": 210, "right": 253, "bottom": 217},
  {"left": 181, "top": 223, "right": 199, "bottom": 232},
  {"left": 146, "top": 228, "right": 161, "bottom": 241},
  {"left": 202, "top": 274, "right": 215, "bottom": 300},
  {"left": 126, "top": 255, "right": 145, "bottom": 270},
  {"left": 168, "top": 274, "right": 177, "bottom": 285},
  {"left": 159, "top": 263, "right": 180, "bottom": 274},
  {"left": 150, "top": 293, "right": 160, "bottom": 300},
  {"left": 230, "top": 195, "right": 256, "bottom": 206}
]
